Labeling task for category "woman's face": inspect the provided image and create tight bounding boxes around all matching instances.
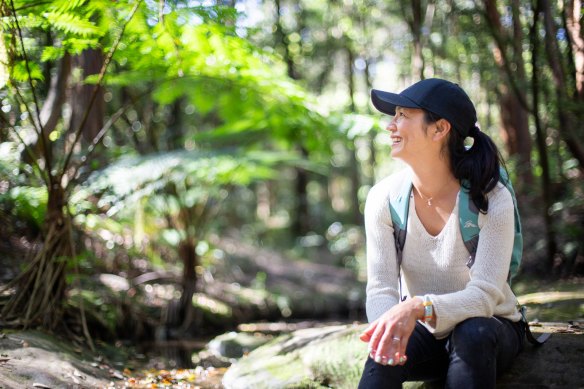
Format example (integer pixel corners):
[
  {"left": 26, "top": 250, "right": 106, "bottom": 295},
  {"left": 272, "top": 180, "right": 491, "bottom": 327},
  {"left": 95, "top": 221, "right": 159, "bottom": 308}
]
[{"left": 386, "top": 106, "right": 433, "bottom": 162}]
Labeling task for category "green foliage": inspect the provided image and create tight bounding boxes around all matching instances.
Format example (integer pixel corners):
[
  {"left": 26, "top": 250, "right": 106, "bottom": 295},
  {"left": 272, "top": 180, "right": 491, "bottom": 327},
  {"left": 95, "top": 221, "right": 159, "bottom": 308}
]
[
  {"left": 83, "top": 149, "right": 305, "bottom": 213},
  {"left": 44, "top": 11, "right": 102, "bottom": 37},
  {"left": 1, "top": 0, "right": 107, "bottom": 67},
  {"left": 102, "top": 13, "right": 334, "bottom": 154},
  {"left": 1, "top": 186, "right": 47, "bottom": 229},
  {"left": 10, "top": 60, "right": 43, "bottom": 82}
]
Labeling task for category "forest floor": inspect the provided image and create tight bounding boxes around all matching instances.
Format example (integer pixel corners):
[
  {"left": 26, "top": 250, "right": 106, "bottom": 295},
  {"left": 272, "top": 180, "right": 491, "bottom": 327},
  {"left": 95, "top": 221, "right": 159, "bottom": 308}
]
[
  {"left": 0, "top": 319, "right": 583, "bottom": 389},
  {"left": 0, "top": 328, "right": 227, "bottom": 388}
]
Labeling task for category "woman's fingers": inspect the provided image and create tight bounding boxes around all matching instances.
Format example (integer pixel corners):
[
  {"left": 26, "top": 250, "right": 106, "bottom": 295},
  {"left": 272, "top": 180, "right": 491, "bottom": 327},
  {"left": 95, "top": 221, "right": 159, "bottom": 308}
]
[
  {"left": 375, "top": 321, "right": 405, "bottom": 365},
  {"left": 359, "top": 323, "right": 376, "bottom": 342},
  {"left": 396, "top": 332, "right": 410, "bottom": 365},
  {"left": 367, "top": 322, "right": 385, "bottom": 356}
]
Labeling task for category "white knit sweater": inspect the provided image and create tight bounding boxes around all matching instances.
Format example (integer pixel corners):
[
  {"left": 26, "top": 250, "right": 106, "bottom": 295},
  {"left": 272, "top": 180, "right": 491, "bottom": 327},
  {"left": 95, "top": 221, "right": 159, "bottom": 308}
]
[{"left": 364, "top": 168, "right": 522, "bottom": 338}]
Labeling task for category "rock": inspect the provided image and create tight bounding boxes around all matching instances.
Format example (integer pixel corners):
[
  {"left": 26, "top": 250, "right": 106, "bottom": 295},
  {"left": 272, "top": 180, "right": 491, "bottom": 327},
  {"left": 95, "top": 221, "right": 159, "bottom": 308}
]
[
  {"left": 0, "top": 330, "right": 121, "bottom": 388},
  {"left": 497, "top": 323, "right": 584, "bottom": 388},
  {"left": 207, "top": 331, "right": 272, "bottom": 359},
  {"left": 222, "top": 324, "right": 367, "bottom": 389},
  {"left": 222, "top": 323, "right": 584, "bottom": 389}
]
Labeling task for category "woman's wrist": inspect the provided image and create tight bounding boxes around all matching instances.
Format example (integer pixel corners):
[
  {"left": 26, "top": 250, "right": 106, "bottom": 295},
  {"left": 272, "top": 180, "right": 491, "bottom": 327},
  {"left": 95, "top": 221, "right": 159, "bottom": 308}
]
[{"left": 412, "top": 296, "right": 425, "bottom": 321}]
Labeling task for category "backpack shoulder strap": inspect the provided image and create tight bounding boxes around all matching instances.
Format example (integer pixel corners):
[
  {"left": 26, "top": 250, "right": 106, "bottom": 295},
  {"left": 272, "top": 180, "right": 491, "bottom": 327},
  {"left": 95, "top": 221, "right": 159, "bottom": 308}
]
[
  {"left": 389, "top": 174, "right": 413, "bottom": 269},
  {"left": 458, "top": 181, "right": 480, "bottom": 268},
  {"left": 498, "top": 168, "right": 523, "bottom": 281}
]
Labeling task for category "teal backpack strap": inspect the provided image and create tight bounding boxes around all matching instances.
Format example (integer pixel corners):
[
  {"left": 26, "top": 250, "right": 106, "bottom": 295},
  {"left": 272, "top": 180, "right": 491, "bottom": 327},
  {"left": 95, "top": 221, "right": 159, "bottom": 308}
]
[
  {"left": 389, "top": 174, "right": 413, "bottom": 301},
  {"left": 389, "top": 179, "right": 413, "bottom": 269},
  {"left": 499, "top": 168, "right": 523, "bottom": 283},
  {"left": 458, "top": 181, "right": 480, "bottom": 268}
]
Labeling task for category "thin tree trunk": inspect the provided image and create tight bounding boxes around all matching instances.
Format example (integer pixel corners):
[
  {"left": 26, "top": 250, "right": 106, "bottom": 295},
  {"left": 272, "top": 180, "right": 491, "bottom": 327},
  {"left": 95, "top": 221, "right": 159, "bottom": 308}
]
[
  {"left": 346, "top": 45, "right": 362, "bottom": 225},
  {"left": 483, "top": 0, "right": 533, "bottom": 187},
  {"left": 178, "top": 238, "right": 198, "bottom": 332},
  {"left": 400, "top": 0, "right": 430, "bottom": 80},
  {"left": 274, "top": 0, "right": 310, "bottom": 235},
  {"left": 542, "top": 0, "right": 584, "bottom": 172},
  {"left": 166, "top": 98, "right": 183, "bottom": 150},
  {"left": 565, "top": 0, "right": 584, "bottom": 100},
  {"left": 530, "top": 0, "right": 557, "bottom": 271}
]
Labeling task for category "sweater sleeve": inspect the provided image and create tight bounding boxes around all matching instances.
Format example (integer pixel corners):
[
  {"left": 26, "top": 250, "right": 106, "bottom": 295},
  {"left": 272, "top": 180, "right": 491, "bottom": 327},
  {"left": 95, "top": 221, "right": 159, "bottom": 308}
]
[
  {"left": 364, "top": 176, "right": 402, "bottom": 323},
  {"left": 428, "top": 184, "right": 516, "bottom": 334}
]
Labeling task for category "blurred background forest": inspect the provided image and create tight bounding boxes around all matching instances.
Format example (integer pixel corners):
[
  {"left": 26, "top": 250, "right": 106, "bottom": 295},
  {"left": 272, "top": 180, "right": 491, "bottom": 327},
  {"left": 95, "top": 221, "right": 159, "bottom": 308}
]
[{"left": 0, "top": 0, "right": 583, "bottom": 360}]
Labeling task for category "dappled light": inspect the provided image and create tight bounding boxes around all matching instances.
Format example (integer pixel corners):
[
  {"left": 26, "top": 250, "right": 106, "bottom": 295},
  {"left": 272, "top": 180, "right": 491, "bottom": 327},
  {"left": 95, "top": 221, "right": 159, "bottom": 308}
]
[{"left": 0, "top": 0, "right": 583, "bottom": 388}]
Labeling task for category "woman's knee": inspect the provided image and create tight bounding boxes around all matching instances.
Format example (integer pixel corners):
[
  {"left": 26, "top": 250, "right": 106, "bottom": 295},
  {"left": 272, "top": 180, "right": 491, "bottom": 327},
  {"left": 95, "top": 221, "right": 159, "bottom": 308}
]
[
  {"left": 358, "top": 356, "right": 405, "bottom": 388},
  {"left": 449, "top": 317, "right": 500, "bottom": 356}
]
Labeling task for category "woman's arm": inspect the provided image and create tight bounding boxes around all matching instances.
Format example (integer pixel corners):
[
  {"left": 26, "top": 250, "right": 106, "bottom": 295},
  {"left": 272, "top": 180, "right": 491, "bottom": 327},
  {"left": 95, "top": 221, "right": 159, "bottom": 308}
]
[{"left": 363, "top": 177, "right": 402, "bottom": 322}]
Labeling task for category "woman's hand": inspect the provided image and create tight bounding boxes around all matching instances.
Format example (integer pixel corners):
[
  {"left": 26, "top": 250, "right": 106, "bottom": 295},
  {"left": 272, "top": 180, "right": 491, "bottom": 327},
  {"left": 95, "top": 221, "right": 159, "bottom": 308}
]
[{"left": 359, "top": 297, "right": 424, "bottom": 366}]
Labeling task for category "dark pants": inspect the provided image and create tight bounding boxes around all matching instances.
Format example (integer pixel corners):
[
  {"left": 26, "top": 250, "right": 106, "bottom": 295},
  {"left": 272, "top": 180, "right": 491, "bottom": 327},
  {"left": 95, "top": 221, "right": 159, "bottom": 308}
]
[{"left": 358, "top": 317, "right": 525, "bottom": 389}]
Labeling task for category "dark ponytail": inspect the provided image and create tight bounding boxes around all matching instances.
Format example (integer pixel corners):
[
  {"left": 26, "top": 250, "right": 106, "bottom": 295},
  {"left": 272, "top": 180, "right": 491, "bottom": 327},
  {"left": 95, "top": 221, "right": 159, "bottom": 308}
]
[{"left": 425, "top": 112, "right": 505, "bottom": 213}]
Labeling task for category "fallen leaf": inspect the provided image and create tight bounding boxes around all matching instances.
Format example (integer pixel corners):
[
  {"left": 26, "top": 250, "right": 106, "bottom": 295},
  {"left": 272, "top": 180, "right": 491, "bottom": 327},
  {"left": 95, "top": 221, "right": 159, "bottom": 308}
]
[{"left": 110, "top": 370, "right": 124, "bottom": 379}]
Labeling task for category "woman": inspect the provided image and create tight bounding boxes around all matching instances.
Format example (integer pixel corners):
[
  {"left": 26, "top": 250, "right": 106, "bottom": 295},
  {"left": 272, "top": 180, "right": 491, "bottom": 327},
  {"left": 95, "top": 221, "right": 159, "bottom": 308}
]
[{"left": 358, "top": 78, "right": 525, "bottom": 388}]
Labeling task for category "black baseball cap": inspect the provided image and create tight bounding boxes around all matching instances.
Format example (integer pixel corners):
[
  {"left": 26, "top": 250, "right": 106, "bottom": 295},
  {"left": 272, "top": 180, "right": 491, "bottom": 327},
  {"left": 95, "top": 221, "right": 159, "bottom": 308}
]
[{"left": 371, "top": 78, "right": 477, "bottom": 137}]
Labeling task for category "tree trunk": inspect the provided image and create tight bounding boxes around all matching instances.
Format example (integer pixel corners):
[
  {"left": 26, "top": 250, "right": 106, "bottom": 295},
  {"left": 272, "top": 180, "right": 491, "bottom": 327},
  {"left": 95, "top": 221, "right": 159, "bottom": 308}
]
[
  {"left": 20, "top": 53, "right": 71, "bottom": 166},
  {"left": 292, "top": 149, "right": 311, "bottom": 236},
  {"left": 399, "top": 0, "right": 428, "bottom": 80},
  {"left": 530, "top": 0, "right": 557, "bottom": 271},
  {"left": 274, "top": 0, "right": 310, "bottom": 236},
  {"left": 542, "top": 0, "right": 584, "bottom": 172},
  {"left": 166, "top": 98, "right": 183, "bottom": 150},
  {"left": 483, "top": 0, "right": 533, "bottom": 187},
  {"left": 178, "top": 238, "right": 198, "bottom": 333},
  {"left": 346, "top": 45, "right": 362, "bottom": 225},
  {"left": 69, "top": 49, "right": 105, "bottom": 144},
  {"left": 565, "top": 0, "right": 584, "bottom": 100},
  {"left": 1, "top": 181, "right": 71, "bottom": 330}
]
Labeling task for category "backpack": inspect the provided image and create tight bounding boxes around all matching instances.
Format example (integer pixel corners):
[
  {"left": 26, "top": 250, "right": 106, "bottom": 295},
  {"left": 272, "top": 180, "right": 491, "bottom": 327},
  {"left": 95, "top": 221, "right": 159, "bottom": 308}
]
[
  {"left": 390, "top": 167, "right": 522, "bottom": 284},
  {"left": 389, "top": 167, "right": 549, "bottom": 345}
]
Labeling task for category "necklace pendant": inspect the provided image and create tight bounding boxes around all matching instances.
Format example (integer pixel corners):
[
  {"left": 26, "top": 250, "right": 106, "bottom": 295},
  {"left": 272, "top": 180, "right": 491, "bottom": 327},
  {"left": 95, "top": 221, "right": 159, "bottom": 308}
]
[{"left": 427, "top": 199, "right": 432, "bottom": 207}]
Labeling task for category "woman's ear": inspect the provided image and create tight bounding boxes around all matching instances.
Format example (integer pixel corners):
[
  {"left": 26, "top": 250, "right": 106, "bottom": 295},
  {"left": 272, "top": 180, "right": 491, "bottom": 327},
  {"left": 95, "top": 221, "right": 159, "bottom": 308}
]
[{"left": 433, "top": 119, "right": 452, "bottom": 141}]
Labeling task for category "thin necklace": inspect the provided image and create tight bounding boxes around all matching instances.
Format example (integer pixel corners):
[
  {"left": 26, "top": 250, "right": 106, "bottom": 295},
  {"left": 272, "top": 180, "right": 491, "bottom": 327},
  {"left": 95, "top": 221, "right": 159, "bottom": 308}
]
[
  {"left": 415, "top": 179, "right": 454, "bottom": 207},
  {"left": 417, "top": 188, "right": 434, "bottom": 207}
]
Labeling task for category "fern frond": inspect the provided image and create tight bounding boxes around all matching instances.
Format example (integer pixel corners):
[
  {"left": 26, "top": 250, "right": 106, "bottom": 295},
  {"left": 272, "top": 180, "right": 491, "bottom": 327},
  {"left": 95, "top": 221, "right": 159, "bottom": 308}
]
[
  {"left": 44, "top": 11, "right": 102, "bottom": 37},
  {"left": 50, "top": 0, "right": 89, "bottom": 13},
  {"left": 11, "top": 60, "right": 43, "bottom": 82}
]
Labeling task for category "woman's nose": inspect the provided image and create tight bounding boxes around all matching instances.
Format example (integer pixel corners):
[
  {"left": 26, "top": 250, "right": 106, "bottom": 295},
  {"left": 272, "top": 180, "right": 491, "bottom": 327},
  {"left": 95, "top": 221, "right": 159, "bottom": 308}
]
[{"left": 386, "top": 119, "right": 397, "bottom": 132}]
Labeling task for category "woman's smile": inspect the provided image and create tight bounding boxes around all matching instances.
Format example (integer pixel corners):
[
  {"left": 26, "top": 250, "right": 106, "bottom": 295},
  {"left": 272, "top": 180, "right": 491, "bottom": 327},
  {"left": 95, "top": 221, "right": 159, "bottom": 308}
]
[{"left": 391, "top": 135, "right": 403, "bottom": 146}]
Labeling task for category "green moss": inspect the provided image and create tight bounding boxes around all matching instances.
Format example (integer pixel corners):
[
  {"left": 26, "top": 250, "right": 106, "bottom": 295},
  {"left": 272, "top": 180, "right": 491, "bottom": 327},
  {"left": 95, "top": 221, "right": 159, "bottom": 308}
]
[
  {"left": 301, "top": 325, "right": 367, "bottom": 389},
  {"left": 224, "top": 333, "right": 310, "bottom": 388}
]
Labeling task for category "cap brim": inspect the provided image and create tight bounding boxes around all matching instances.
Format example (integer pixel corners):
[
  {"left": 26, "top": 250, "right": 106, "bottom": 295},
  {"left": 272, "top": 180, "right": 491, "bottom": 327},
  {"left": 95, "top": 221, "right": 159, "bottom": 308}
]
[{"left": 371, "top": 89, "right": 421, "bottom": 116}]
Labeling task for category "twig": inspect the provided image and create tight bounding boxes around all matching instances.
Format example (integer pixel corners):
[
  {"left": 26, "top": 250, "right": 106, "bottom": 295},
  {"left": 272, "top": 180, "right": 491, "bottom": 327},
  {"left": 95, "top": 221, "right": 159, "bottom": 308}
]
[
  {"left": 64, "top": 100, "right": 134, "bottom": 193},
  {"left": 9, "top": 0, "right": 53, "bottom": 175}
]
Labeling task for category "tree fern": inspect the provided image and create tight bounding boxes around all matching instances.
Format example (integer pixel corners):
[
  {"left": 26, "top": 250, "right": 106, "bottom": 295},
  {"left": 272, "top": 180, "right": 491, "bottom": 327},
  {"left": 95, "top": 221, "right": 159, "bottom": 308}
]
[{"left": 44, "top": 12, "right": 102, "bottom": 37}]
